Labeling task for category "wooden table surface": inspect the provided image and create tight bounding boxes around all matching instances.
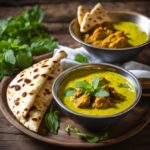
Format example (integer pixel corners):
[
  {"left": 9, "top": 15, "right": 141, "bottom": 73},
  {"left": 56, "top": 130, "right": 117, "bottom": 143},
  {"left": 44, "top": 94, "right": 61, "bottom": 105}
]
[{"left": 0, "top": 1, "right": 150, "bottom": 150}]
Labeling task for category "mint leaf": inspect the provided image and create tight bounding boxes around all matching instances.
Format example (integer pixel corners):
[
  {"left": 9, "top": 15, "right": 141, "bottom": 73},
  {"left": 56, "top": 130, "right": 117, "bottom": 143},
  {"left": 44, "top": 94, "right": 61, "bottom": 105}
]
[
  {"left": 0, "top": 5, "right": 58, "bottom": 80},
  {"left": 30, "top": 37, "right": 58, "bottom": 55},
  {"left": 99, "top": 133, "right": 109, "bottom": 141},
  {"left": 65, "top": 124, "right": 109, "bottom": 143},
  {"left": 75, "top": 81, "right": 92, "bottom": 91},
  {"left": 64, "top": 88, "right": 75, "bottom": 96},
  {"left": 65, "top": 124, "right": 72, "bottom": 132},
  {"left": 16, "top": 51, "right": 32, "bottom": 69},
  {"left": 118, "top": 83, "right": 130, "bottom": 88},
  {"left": 4, "top": 49, "right": 16, "bottom": 65},
  {"left": 76, "top": 132, "right": 100, "bottom": 143},
  {"left": 75, "top": 53, "right": 88, "bottom": 64},
  {"left": 44, "top": 108, "right": 59, "bottom": 134},
  {"left": 0, "top": 19, "right": 8, "bottom": 35},
  {"left": 95, "top": 89, "right": 109, "bottom": 97},
  {"left": 0, "top": 62, "right": 14, "bottom": 80},
  {"left": 91, "top": 76, "right": 100, "bottom": 89}
]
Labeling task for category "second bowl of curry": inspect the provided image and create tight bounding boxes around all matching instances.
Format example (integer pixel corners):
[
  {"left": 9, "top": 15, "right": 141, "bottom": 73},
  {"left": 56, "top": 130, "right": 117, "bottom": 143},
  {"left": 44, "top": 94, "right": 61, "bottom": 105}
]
[
  {"left": 52, "top": 64, "right": 141, "bottom": 129},
  {"left": 69, "top": 11, "right": 150, "bottom": 63}
]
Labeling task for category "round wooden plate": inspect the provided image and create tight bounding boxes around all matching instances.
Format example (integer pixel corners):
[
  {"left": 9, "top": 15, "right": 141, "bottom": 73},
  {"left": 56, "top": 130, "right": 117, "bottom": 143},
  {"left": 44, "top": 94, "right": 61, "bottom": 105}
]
[{"left": 0, "top": 76, "right": 150, "bottom": 148}]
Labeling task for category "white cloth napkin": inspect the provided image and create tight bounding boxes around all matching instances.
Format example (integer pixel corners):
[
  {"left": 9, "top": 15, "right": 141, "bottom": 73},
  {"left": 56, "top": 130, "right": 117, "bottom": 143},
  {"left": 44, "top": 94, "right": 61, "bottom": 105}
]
[{"left": 55, "top": 45, "right": 150, "bottom": 79}]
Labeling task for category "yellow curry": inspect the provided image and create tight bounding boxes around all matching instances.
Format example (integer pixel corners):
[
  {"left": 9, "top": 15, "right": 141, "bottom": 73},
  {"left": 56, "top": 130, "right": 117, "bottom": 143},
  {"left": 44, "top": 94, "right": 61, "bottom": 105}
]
[
  {"left": 82, "top": 22, "right": 148, "bottom": 48},
  {"left": 59, "top": 70, "right": 136, "bottom": 116}
]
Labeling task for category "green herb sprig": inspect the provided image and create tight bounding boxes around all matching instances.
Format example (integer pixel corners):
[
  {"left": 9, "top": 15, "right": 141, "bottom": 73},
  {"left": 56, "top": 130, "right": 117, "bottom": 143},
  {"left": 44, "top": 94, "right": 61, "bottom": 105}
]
[
  {"left": 118, "top": 83, "right": 130, "bottom": 88},
  {"left": 74, "top": 53, "right": 89, "bottom": 64},
  {"left": 65, "top": 124, "right": 109, "bottom": 143},
  {"left": 65, "top": 76, "right": 109, "bottom": 97},
  {"left": 44, "top": 108, "right": 60, "bottom": 134},
  {"left": 0, "top": 5, "right": 57, "bottom": 80}
]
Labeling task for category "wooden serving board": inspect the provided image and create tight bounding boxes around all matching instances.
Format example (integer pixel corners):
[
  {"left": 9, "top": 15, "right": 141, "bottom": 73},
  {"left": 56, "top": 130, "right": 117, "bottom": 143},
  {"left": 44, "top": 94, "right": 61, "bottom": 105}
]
[{"left": 0, "top": 75, "right": 150, "bottom": 148}]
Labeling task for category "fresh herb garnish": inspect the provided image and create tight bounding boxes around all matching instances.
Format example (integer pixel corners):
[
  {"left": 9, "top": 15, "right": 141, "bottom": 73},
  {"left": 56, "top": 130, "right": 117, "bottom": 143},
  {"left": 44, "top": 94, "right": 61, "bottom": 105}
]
[
  {"left": 66, "top": 76, "right": 109, "bottom": 97},
  {"left": 76, "top": 77, "right": 109, "bottom": 96},
  {"left": 91, "top": 76, "right": 100, "bottom": 89},
  {"left": 74, "top": 53, "right": 89, "bottom": 63},
  {"left": 118, "top": 83, "right": 130, "bottom": 88},
  {"left": 95, "top": 89, "right": 110, "bottom": 97},
  {"left": 75, "top": 81, "right": 92, "bottom": 91},
  {"left": 64, "top": 88, "right": 76, "bottom": 96},
  {"left": 0, "top": 5, "right": 58, "bottom": 80},
  {"left": 4, "top": 49, "right": 16, "bottom": 65},
  {"left": 65, "top": 124, "right": 109, "bottom": 143},
  {"left": 44, "top": 108, "right": 60, "bottom": 134}
]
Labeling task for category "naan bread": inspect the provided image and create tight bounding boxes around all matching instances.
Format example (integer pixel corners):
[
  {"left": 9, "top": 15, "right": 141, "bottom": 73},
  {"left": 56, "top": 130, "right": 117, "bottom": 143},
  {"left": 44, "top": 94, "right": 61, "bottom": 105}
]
[
  {"left": 7, "top": 51, "right": 67, "bottom": 132},
  {"left": 24, "top": 75, "right": 55, "bottom": 132},
  {"left": 77, "top": 5, "right": 88, "bottom": 26},
  {"left": 80, "top": 3, "right": 111, "bottom": 32}
]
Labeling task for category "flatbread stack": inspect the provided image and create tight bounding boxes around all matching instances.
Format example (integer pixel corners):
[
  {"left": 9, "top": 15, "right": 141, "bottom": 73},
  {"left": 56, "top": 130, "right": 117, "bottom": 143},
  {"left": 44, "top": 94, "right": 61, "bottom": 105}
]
[
  {"left": 7, "top": 51, "right": 67, "bottom": 132},
  {"left": 77, "top": 3, "right": 111, "bottom": 33}
]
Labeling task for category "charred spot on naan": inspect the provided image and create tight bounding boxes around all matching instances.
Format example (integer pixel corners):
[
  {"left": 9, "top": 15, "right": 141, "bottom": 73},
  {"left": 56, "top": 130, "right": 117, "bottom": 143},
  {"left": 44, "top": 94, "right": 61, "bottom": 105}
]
[
  {"left": 41, "top": 74, "right": 47, "bottom": 78},
  {"left": 45, "top": 89, "right": 51, "bottom": 95},
  {"left": 30, "top": 83, "right": 34, "bottom": 86},
  {"left": 22, "top": 83, "right": 25, "bottom": 87},
  {"left": 14, "top": 98, "right": 20, "bottom": 106},
  {"left": 20, "top": 74, "right": 24, "bottom": 77},
  {"left": 10, "top": 85, "right": 21, "bottom": 91},
  {"left": 32, "top": 118, "right": 38, "bottom": 122},
  {"left": 30, "top": 106, "right": 36, "bottom": 111},
  {"left": 24, "top": 79, "right": 31, "bottom": 84},
  {"left": 41, "top": 65, "right": 49, "bottom": 68},
  {"left": 53, "top": 60, "right": 58, "bottom": 63},
  {"left": 24, "top": 108, "right": 28, "bottom": 112},
  {"left": 47, "top": 76, "right": 54, "bottom": 80},
  {"left": 22, "top": 92, "right": 27, "bottom": 97},
  {"left": 17, "top": 111, "right": 20, "bottom": 114},
  {"left": 33, "top": 74, "right": 39, "bottom": 79},
  {"left": 33, "top": 68, "right": 39, "bottom": 72},
  {"left": 29, "top": 92, "right": 33, "bottom": 95},
  {"left": 17, "top": 78, "right": 23, "bottom": 83}
]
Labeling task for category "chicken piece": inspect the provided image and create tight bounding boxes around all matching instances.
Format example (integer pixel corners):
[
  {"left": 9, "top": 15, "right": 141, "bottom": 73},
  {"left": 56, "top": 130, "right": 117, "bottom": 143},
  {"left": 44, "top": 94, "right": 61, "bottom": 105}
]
[
  {"left": 108, "top": 87, "right": 125, "bottom": 100},
  {"left": 101, "top": 34, "right": 116, "bottom": 47},
  {"left": 85, "top": 26, "right": 113, "bottom": 44},
  {"left": 75, "top": 93, "right": 91, "bottom": 108},
  {"left": 108, "top": 31, "right": 129, "bottom": 48},
  {"left": 92, "top": 96, "right": 115, "bottom": 109},
  {"left": 108, "top": 37, "right": 126, "bottom": 48},
  {"left": 70, "top": 88, "right": 83, "bottom": 101},
  {"left": 74, "top": 88, "right": 83, "bottom": 98},
  {"left": 114, "top": 30, "right": 125, "bottom": 37}
]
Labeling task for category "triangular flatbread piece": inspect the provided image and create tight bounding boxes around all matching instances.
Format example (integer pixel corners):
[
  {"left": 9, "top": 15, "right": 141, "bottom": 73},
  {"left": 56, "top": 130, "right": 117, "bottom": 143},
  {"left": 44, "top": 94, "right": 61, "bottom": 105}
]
[
  {"left": 7, "top": 51, "right": 67, "bottom": 132},
  {"left": 77, "top": 5, "right": 88, "bottom": 26},
  {"left": 90, "top": 3, "right": 111, "bottom": 22},
  {"left": 80, "top": 3, "right": 111, "bottom": 32}
]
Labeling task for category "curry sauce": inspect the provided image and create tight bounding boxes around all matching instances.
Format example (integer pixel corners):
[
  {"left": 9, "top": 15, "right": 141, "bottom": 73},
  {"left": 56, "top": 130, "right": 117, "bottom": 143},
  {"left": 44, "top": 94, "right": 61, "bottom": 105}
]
[
  {"left": 82, "top": 22, "right": 148, "bottom": 48},
  {"left": 59, "top": 70, "right": 136, "bottom": 116}
]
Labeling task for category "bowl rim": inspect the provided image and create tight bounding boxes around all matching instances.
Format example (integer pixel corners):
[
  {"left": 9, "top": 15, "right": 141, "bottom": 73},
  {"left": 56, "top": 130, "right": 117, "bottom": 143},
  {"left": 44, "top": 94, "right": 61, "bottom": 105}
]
[
  {"left": 52, "top": 63, "right": 142, "bottom": 119},
  {"left": 69, "top": 10, "right": 150, "bottom": 51}
]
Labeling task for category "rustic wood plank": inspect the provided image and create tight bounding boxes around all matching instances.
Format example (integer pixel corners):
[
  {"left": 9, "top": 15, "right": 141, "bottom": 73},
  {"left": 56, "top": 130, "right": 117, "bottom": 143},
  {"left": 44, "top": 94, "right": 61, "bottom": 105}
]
[
  {"left": 0, "top": 0, "right": 149, "bottom": 6},
  {"left": 0, "top": 2, "right": 150, "bottom": 20}
]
